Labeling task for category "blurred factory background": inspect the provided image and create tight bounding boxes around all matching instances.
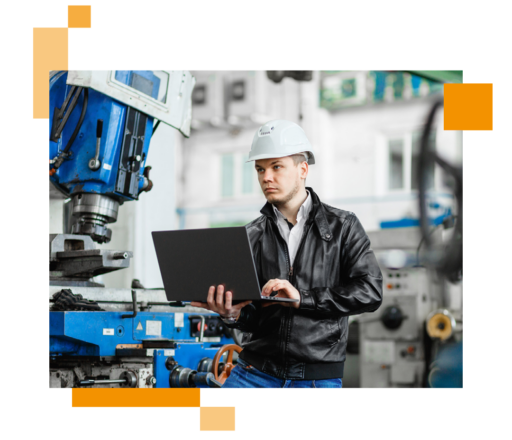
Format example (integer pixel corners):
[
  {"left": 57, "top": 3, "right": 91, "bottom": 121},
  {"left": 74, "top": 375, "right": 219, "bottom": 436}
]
[
  {"left": 49, "top": 70, "right": 463, "bottom": 388},
  {"left": 50, "top": 71, "right": 462, "bottom": 286}
]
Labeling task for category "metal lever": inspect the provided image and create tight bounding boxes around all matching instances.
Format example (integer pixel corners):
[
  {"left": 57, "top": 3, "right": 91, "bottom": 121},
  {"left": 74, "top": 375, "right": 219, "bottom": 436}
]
[
  {"left": 88, "top": 119, "right": 103, "bottom": 171},
  {"left": 206, "top": 374, "right": 222, "bottom": 388},
  {"left": 79, "top": 379, "right": 126, "bottom": 386},
  {"left": 112, "top": 251, "right": 129, "bottom": 260},
  {"left": 121, "top": 290, "right": 138, "bottom": 319},
  {"left": 189, "top": 315, "right": 206, "bottom": 342},
  {"left": 79, "top": 371, "right": 137, "bottom": 387},
  {"left": 141, "top": 165, "right": 153, "bottom": 192},
  {"left": 191, "top": 372, "right": 222, "bottom": 388}
]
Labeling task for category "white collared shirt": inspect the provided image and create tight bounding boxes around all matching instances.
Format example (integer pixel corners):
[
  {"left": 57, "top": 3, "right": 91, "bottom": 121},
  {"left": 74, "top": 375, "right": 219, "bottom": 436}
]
[{"left": 272, "top": 191, "right": 312, "bottom": 267}]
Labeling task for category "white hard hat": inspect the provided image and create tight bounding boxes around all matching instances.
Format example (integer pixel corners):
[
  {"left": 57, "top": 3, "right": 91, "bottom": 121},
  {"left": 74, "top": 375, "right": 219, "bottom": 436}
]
[{"left": 247, "top": 119, "right": 316, "bottom": 165}]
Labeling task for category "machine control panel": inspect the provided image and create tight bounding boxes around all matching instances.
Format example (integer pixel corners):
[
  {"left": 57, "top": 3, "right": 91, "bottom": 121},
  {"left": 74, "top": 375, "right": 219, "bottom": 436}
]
[
  {"left": 189, "top": 317, "right": 226, "bottom": 338},
  {"left": 385, "top": 270, "right": 409, "bottom": 290}
]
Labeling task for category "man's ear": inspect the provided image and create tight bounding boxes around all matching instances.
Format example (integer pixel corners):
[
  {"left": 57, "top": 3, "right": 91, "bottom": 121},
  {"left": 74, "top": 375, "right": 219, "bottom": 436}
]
[{"left": 301, "top": 162, "right": 309, "bottom": 180}]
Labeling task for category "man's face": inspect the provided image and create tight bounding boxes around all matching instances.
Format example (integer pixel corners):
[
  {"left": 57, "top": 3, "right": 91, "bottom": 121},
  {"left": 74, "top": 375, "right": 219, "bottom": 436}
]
[{"left": 255, "top": 156, "right": 307, "bottom": 205}]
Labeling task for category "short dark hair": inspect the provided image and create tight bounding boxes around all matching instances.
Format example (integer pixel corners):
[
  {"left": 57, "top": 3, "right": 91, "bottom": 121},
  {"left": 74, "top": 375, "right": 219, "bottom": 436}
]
[{"left": 290, "top": 153, "right": 309, "bottom": 166}]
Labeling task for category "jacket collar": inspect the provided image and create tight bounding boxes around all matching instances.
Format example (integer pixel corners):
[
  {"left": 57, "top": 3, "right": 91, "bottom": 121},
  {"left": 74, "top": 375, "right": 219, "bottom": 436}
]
[
  {"left": 260, "top": 186, "right": 333, "bottom": 242},
  {"left": 271, "top": 189, "right": 313, "bottom": 223}
]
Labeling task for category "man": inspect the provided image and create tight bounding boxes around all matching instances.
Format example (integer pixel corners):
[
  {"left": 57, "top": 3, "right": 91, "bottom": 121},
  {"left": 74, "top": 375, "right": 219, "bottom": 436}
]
[{"left": 191, "top": 119, "right": 383, "bottom": 388}]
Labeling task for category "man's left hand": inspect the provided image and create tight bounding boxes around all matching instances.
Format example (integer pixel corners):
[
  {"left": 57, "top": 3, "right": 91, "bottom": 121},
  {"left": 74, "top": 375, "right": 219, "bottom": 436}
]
[{"left": 261, "top": 279, "right": 301, "bottom": 309}]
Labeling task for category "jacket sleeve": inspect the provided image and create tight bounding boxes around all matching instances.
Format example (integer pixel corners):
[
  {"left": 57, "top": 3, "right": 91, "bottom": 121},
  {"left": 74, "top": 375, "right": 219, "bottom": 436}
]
[
  {"left": 223, "top": 302, "right": 262, "bottom": 333},
  {"left": 298, "top": 214, "right": 383, "bottom": 316}
]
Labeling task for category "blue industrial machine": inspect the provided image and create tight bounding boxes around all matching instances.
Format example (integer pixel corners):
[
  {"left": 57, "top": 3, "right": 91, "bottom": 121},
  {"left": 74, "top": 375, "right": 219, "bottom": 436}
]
[
  {"left": 49, "top": 71, "right": 240, "bottom": 388},
  {"left": 50, "top": 298, "right": 242, "bottom": 388},
  {"left": 50, "top": 70, "right": 194, "bottom": 245}
]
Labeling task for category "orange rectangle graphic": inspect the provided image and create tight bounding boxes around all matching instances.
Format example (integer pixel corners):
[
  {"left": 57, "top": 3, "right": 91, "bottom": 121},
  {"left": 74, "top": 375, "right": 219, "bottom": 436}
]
[
  {"left": 444, "top": 83, "right": 493, "bottom": 130},
  {"left": 72, "top": 388, "right": 200, "bottom": 407},
  {"left": 200, "top": 407, "right": 236, "bottom": 431}
]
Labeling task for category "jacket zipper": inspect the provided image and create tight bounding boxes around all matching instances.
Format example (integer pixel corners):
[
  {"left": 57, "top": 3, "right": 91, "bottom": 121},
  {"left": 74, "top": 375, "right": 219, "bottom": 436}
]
[
  {"left": 284, "top": 244, "right": 291, "bottom": 279},
  {"left": 274, "top": 224, "right": 292, "bottom": 281},
  {"left": 277, "top": 223, "right": 310, "bottom": 284},
  {"left": 273, "top": 219, "right": 311, "bottom": 378},
  {"left": 272, "top": 221, "right": 292, "bottom": 376},
  {"left": 288, "top": 222, "right": 312, "bottom": 285}
]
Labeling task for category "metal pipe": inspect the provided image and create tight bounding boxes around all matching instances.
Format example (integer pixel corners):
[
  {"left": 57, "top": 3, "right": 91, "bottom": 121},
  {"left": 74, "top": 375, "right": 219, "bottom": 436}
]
[{"left": 121, "top": 290, "right": 138, "bottom": 319}]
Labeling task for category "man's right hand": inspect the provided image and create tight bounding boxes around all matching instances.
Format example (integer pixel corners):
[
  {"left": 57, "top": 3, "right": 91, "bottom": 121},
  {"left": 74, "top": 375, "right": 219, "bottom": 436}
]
[{"left": 190, "top": 285, "right": 252, "bottom": 320}]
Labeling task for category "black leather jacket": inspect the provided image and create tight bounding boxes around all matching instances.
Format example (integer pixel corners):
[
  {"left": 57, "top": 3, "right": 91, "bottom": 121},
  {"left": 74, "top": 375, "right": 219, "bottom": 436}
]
[{"left": 227, "top": 187, "right": 383, "bottom": 380}]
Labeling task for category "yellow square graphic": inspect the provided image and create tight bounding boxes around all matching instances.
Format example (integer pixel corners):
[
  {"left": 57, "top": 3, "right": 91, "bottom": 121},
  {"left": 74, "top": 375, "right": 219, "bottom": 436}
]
[
  {"left": 68, "top": 5, "right": 91, "bottom": 28},
  {"left": 444, "top": 83, "right": 493, "bottom": 130},
  {"left": 200, "top": 407, "right": 235, "bottom": 431}
]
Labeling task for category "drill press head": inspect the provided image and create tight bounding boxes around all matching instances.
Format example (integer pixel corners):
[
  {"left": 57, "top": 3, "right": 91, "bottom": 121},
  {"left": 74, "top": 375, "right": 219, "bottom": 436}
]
[{"left": 70, "top": 193, "right": 119, "bottom": 244}]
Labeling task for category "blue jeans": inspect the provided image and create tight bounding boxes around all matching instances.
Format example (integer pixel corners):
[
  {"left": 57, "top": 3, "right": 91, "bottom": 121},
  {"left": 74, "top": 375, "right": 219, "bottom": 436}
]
[{"left": 222, "top": 358, "right": 342, "bottom": 388}]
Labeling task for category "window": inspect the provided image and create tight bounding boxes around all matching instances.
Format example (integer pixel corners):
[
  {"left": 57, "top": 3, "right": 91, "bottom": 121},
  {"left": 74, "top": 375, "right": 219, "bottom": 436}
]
[
  {"left": 388, "top": 139, "right": 404, "bottom": 190},
  {"left": 383, "top": 129, "right": 437, "bottom": 193},
  {"left": 231, "top": 80, "right": 245, "bottom": 101},
  {"left": 221, "top": 154, "right": 234, "bottom": 197},
  {"left": 220, "top": 152, "right": 261, "bottom": 199},
  {"left": 242, "top": 154, "right": 254, "bottom": 194}
]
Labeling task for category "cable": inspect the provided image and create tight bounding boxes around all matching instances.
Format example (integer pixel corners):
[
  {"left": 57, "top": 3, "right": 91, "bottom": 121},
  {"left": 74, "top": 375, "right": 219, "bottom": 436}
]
[
  {"left": 416, "top": 215, "right": 459, "bottom": 266},
  {"left": 417, "top": 98, "right": 462, "bottom": 282},
  {"left": 416, "top": 222, "right": 443, "bottom": 266},
  {"left": 50, "top": 86, "right": 79, "bottom": 141},
  {"left": 50, "top": 88, "right": 89, "bottom": 176},
  {"left": 436, "top": 161, "right": 462, "bottom": 283},
  {"left": 63, "top": 88, "right": 88, "bottom": 154},
  {"left": 418, "top": 99, "right": 443, "bottom": 249}
]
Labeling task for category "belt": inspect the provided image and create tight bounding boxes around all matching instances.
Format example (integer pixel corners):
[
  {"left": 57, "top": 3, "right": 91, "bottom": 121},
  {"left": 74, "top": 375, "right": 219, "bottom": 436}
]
[{"left": 239, "top": 350, "right": 345, "bottom": 380}]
